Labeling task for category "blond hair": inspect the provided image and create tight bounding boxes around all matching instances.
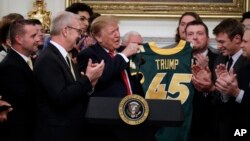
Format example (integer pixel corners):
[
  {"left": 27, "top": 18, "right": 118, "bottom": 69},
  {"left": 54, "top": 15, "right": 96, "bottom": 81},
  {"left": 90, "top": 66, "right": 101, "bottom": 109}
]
[{"left": 90, "top": 15, "right": 119, "bottom": 37}]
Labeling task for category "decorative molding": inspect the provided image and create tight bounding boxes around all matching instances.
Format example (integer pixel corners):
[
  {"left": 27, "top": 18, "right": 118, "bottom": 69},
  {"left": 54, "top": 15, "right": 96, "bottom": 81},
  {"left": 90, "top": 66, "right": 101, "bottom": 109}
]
[{"left": 66, "top": 0, "right": 248, "bottom": 18}]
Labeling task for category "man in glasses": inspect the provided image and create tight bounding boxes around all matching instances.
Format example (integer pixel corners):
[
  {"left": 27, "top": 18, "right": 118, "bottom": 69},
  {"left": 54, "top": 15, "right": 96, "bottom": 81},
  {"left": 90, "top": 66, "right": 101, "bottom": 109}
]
[
  {"left": 33, "top": 11, "right": 104, "bottom": 141},
  {"left": 43, "top": 2, "right": 94, "bottom": 62}
]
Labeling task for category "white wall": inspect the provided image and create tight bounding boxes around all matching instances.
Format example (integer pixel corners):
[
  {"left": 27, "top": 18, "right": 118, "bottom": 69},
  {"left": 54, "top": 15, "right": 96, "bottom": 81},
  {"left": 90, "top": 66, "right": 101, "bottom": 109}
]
[{"left": 0, "top": 0, "right": 221, "bottom": 43}]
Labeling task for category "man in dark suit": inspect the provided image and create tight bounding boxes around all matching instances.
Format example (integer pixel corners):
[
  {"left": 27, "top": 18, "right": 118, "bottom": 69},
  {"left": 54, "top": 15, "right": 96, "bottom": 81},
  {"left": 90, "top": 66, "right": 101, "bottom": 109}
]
[
  {"left": 77, "top": 15, "right": 141, "bottom": 98},
  {"left": 214, "top": 26, "right": 250, "bottom": 141},
  {"left": 33, "top": 11, "right": 104, "bottom": 141},
  {"left": 185, "top": 20, "right": 218, "bottom": 141},
  {"left": 0, "top": 19, "right": 40, "bottom": 141},
  {"left": 191, "top": 18, "right": 247, "bottom": 141},
  {"left": 212, "top": 19, "right": 249, "bottom": 141},
  {"left": 77, "top": 15, "right": 141, "bottom": 140}
]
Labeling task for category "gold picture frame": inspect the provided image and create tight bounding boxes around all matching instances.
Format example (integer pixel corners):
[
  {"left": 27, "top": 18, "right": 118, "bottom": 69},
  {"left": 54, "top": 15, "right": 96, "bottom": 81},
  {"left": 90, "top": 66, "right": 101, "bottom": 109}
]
[{"left": 65, "top": 0, "right": 249, "bottom": 18}]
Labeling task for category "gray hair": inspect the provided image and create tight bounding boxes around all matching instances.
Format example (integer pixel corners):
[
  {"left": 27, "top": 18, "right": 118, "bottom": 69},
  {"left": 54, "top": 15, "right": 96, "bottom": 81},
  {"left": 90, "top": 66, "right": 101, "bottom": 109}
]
[
  {"left": 122, "top": 31, "right": 141, "bottom": 42},
  {"left": 50, "top": 11, "right": 79, "bottom": 36}
]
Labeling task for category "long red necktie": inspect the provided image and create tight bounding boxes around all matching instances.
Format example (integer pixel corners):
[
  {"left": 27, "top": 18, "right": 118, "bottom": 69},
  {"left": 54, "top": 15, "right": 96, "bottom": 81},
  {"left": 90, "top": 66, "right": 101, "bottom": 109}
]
[{"left": 109, "top": 51, "right": 132, "bottom": 95}]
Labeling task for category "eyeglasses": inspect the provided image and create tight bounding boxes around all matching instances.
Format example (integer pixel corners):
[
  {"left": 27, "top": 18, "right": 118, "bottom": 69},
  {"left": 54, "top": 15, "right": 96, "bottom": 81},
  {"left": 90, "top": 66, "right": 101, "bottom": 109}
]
[{"left": 67, "top": 26, "right": 83, "bottom": 34}]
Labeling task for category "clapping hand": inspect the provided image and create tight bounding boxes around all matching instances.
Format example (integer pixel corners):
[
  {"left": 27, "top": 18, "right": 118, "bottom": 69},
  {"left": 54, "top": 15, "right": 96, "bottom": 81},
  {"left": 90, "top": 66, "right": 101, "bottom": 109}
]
[
  {"left": 192, "top": 64, "right": 214, "bottom": 92},
  {"left": 0, "top": 96, "right": 13, "bottom": 122},
  {"left": 84, "top": 59, "right": 105, "bottom": 87},
  {"left": 215, "top": 65, "right": 240, "bottom": 97}
]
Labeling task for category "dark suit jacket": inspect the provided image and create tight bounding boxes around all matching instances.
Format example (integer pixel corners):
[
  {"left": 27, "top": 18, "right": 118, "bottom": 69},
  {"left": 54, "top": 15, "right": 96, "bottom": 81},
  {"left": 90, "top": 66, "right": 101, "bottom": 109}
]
[
  {"left": 77, "top": 44, "right": 145, "bottom": 140},
  {"left": 0, "top": 45, "right": 7, "bottom": 52},
  {"left": 232, "top": 61, "right": 250, "bottom": 134},
  {"left": 33, "top": 43, "right": 93, "bottom": 141},
  {"left": 213, "top": 54, "right": 248, "bottom": 102},
  {"left": 0, "top": 49, "right": 37, "bottom": 141},
  {"left": 192, "top": 49, "right": 218, "bottom": 141},
  {"left": 238, "top": 62, "right": 250, "bottom": 107},
  {"left": 212, "top": 54, "right": 249, "bottom": 141},
  {"left": 77, "top": 43, "right": 141, "bottom": 97}
]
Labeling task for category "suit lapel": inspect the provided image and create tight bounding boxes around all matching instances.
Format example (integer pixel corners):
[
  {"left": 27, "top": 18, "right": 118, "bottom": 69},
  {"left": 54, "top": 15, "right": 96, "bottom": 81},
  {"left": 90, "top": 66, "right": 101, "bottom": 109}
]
[
  {"left": 48, "top": 44, "right": 69, "bottom": 69},
  {"left": 94, "top": 44, "right": 111, "bottom": 61},
  {"left": 48, "top": 43, "right": 77, "bottom": 81},
  {"left": 8, "top": 49, "right": 33, "bottom": 78},
  {"left": 233, "top": 55, "right": 247, "bottom": 74}
]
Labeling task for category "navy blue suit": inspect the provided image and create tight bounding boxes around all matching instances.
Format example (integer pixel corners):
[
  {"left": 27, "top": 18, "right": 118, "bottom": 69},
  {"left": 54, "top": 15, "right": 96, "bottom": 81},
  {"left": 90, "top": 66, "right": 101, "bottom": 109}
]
[
  {"left": 77, "top": 43, "right": 144, "bottom": 140},
  {"left": 77, "top": 44, "right": 136, "bottom": 97}
]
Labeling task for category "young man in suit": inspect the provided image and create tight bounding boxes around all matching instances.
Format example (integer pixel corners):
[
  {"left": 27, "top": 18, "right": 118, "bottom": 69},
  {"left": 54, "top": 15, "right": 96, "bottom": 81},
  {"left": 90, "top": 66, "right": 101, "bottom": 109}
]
[
  {"left": 213, "top": 20, "right": 248, "bottom": 141},
  {"left": 214, "top": 26, "right": 250, "bottom": 141},
  {"left": 33, "top": 11, "right": 104, "bottom": 141},
  {"left": 0, "top": 19, "right": 40, "bottom": 141},
  {"left": 191, "top": 18, "right": 248, "bottom": 141},
  {"left": 185, "top": 20, "right": 218, "bottom": 141}
]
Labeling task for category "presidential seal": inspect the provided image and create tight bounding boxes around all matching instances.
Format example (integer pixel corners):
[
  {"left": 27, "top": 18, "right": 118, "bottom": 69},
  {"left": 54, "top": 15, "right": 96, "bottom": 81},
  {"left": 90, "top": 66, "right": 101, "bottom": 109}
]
[{"left": 118, "top": 95, "right": 149, "bottom": 125}]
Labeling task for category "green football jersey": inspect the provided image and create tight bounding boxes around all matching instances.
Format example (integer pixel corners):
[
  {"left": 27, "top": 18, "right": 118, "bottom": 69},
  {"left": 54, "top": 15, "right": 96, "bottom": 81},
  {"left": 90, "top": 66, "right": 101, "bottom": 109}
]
[{"left": 130, "top": 40, "right": 194, "bottom": 141}]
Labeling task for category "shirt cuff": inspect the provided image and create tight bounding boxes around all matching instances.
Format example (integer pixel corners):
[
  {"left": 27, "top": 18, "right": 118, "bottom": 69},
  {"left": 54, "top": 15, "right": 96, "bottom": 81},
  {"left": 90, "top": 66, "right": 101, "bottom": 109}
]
[
  {"left": 221, "top": 94, "right": 230, "bottom": 103},
  {"left": 235, "top": 89, "right": 244, "bottom": 103},
  {"left": 87, "top": 87, "right": 95, "bottom": 96},
  {"left": 117, "top": 53, "right": 129, "bottom": 63}
]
